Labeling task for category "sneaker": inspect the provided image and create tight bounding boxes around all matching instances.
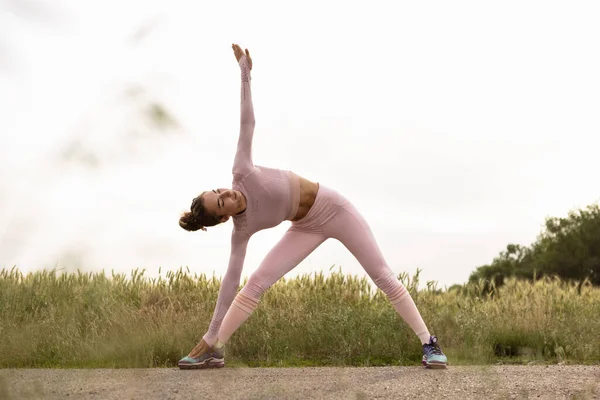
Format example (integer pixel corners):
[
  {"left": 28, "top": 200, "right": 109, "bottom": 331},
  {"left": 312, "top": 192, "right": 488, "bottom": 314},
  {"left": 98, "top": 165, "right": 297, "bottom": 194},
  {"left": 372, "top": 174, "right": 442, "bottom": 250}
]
[
  {"left": 178, "top": 346, "right": 225, "bottom": 369},
  {"left": 422, "top": 335, "right": 447, "bottom": 369}
]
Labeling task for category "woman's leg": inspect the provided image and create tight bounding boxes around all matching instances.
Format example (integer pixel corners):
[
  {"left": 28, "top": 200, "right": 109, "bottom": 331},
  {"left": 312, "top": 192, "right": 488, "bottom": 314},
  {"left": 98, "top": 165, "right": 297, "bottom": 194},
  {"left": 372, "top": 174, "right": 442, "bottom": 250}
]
[
  {"left": 323, "top": 198, "right": 432, "bottom": 345},
  {"left": 215, "top": 228, "right": 326, "bottom": 344}
]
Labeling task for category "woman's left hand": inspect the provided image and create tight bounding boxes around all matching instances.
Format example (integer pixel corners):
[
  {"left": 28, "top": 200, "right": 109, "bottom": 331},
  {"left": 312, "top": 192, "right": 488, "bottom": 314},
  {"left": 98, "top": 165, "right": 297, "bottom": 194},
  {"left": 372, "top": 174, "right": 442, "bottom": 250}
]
[{"left": 232, "top": 43, "right": 252, "bottom": 70}]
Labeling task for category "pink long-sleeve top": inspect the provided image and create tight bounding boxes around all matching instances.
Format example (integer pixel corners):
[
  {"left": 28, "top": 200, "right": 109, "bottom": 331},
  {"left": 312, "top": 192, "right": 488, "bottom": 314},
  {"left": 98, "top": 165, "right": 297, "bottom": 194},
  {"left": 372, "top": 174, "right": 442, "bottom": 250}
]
[{"left": 202, "top": 55, "right": 301, "bottom": 345}]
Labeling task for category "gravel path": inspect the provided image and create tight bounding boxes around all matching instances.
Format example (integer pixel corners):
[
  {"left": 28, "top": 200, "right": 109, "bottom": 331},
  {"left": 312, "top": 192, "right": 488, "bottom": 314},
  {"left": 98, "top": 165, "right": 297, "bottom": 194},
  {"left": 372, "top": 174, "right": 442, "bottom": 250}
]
[{"left": 1, "top": 365, "right": 599, "bottom": 399}]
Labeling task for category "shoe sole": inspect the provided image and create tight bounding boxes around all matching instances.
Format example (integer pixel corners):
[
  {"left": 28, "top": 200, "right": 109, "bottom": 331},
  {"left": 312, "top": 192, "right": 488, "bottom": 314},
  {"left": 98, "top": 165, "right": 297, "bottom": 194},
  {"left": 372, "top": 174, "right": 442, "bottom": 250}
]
[
  {"left": 178, "top": 357, "right": 225, "bottom": 370},
  {"left": 425, "top": 362, "right": 447, "bottom": 369},
  {"left": 422, "top": 359, "right": 447, "bottom": 369}
]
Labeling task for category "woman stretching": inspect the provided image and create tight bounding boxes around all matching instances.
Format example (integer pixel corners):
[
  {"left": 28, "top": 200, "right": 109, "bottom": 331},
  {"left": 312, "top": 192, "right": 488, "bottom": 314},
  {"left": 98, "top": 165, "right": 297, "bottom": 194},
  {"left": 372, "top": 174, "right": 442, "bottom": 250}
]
[{"left": 177, "top": 44, "right": 448, "bottom": 369}]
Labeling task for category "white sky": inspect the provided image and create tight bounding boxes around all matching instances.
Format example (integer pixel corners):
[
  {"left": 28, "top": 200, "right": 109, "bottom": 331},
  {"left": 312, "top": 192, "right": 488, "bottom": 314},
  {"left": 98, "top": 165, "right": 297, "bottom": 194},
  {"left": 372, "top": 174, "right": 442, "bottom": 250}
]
[{"left": 1, "top": 0, "right": 599, "bottom": 288}]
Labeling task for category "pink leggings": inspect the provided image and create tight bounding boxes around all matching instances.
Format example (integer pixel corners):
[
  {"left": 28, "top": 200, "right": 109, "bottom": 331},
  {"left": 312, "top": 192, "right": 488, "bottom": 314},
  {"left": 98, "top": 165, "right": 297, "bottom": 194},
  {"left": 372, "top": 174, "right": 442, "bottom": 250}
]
[{"left": 216, "top": 185, "right": 431, "bottom": 345}]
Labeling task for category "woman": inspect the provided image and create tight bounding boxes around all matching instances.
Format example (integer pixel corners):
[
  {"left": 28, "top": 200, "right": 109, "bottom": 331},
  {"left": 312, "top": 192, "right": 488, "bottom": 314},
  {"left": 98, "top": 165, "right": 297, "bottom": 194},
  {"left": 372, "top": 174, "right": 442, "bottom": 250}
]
[{"left": 177, "top": 44, "right": 448, "bottom": 369}]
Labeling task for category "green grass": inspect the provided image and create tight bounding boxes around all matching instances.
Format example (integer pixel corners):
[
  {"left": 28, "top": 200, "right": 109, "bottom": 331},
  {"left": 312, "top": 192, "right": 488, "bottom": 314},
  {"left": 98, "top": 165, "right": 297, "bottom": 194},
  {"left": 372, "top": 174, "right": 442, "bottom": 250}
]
[{"left": 0, "top": 266, "right": 599, "bottom": 368}]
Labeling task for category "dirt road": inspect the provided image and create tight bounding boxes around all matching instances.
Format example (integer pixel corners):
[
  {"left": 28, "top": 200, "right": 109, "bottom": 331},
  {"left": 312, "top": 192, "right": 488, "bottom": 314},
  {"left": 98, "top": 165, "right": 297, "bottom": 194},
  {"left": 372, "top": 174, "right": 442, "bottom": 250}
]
[{"left": 1, "top": 365, "right": 599, "bottom": 399}]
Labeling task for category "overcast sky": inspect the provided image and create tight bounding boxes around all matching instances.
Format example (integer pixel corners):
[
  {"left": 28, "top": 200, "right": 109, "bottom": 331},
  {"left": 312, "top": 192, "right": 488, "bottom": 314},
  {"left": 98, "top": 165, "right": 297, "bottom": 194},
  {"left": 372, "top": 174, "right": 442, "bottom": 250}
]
[{"left": 1, "top": 0, "right": 599, "bottom": 288}]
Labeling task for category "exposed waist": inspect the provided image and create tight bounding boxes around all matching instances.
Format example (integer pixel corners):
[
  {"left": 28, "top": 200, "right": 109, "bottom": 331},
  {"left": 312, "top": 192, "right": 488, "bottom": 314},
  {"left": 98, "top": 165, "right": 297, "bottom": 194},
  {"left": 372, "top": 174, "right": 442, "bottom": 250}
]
[
  {"left": 285, "top": 170, "right": 301, "bottom": 221},
  {"left": 286, "top": 171, "right": 319, "bottom": 221}
]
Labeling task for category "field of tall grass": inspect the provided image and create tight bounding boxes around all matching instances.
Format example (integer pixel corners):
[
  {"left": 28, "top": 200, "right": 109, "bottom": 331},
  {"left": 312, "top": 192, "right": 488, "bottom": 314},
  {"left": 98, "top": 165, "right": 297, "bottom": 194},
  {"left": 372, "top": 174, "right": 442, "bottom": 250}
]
[{"left": 1, "top": 266, "right": 599, "bottom": 368}]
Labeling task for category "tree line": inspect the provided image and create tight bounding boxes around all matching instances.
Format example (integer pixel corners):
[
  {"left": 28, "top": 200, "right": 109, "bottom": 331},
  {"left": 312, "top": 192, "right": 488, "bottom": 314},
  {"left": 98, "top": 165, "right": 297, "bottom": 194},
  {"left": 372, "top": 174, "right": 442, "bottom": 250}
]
[{"left": 468, "top": 203, "right": 600, "bottom": 288}]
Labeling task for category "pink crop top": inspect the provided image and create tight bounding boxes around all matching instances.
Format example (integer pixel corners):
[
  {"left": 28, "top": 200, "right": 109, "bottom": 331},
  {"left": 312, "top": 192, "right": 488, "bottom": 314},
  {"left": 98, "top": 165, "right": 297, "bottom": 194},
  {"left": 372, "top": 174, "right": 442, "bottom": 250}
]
[{"left": 203, "top": 54, "right": 301, "bottom": 343}]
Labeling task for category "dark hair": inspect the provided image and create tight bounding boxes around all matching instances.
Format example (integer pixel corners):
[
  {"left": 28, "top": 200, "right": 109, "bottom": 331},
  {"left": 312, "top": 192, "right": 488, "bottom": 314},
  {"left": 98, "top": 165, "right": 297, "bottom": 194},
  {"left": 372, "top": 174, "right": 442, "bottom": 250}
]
[{"left": 179, "top": 193, "right": 221, "bottom": 232}]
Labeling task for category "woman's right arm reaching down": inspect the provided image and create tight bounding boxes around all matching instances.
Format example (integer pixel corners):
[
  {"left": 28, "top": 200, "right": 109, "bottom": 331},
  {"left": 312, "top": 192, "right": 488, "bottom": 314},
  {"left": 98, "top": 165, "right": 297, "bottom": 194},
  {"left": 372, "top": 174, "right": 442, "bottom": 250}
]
[
  {"left": 231, "top": 44, "right": 255, "bottom": 177},
  {"left": 202, "top": 229, "right": 250, "bottom": 346}
]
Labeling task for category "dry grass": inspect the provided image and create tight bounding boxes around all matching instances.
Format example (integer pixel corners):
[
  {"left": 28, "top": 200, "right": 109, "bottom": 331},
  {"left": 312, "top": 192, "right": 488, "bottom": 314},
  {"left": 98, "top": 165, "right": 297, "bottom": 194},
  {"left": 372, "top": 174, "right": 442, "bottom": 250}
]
[{"left": 1, "top": 266, "right": 598, "bottom": 368}]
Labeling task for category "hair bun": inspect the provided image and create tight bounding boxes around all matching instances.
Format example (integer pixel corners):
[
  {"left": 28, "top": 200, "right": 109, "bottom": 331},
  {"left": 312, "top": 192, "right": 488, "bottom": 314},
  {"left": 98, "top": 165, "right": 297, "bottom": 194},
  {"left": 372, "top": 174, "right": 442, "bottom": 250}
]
[
  {"left": 179, "top": 211, "right": 205, "bottom": 232},
  {"left": 178, "top": 193, "right": 220, "bottom": 232}
]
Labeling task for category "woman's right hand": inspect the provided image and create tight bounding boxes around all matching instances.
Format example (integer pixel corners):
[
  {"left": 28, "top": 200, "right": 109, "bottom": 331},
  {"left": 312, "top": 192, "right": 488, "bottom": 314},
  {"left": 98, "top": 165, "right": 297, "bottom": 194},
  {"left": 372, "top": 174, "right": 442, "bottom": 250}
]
[
  {"left": 232, "top": 43, "right": 252, "bottom": 70},
  {"left": 188, "top": 338, "right": 211, "bottom": 358}
]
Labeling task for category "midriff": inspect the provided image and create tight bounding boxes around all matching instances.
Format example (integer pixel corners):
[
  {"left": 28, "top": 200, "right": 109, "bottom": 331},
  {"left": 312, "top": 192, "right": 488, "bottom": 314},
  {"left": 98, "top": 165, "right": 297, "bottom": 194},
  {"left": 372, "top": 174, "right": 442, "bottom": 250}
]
[{"left": 291, "top": 175, "right": 319, "bottom": 221}]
